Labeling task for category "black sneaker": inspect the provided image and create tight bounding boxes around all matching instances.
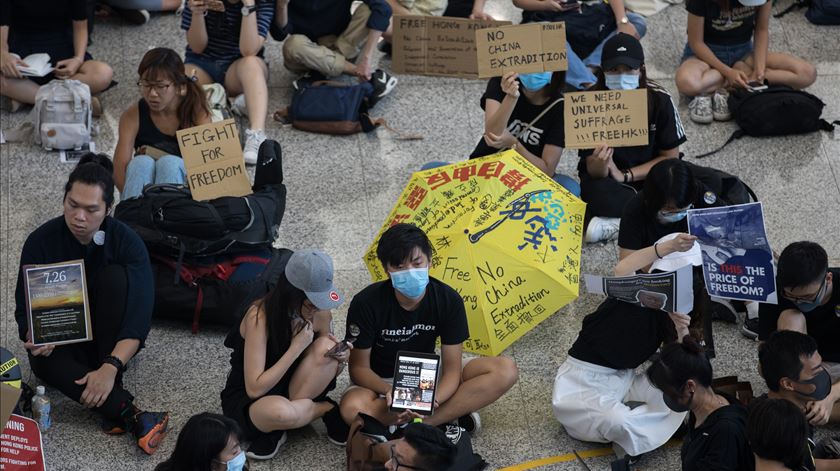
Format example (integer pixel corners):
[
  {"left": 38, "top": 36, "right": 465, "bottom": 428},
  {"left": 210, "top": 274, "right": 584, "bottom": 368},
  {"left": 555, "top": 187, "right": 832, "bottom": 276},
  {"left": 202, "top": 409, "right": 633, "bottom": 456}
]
[
  {"left": 114, "top": 7, "right": 150, "bottom": 25},
  {"left": 246, "top": 430, "right": 287, "bottom": 460},
  {"left": 292, "top": 71, "right": 326, "bottom": 91},
  {"left": 378, "top": 40, "right": 393, "bottom": 56},
  {"left": 367, "top": 69, "right": 398, "bottom": 107},
  {"left": 321, "top": 398, "right": 350, "bottom": 446},
  {"left": 456, "top": 412, "right": 481, "bottom": 435},
  {"left": 709, "top": 297, "right": 737, "bottom": 324},
  {"left": 741, "top": 316, "right": 760, "bottom": 340}
]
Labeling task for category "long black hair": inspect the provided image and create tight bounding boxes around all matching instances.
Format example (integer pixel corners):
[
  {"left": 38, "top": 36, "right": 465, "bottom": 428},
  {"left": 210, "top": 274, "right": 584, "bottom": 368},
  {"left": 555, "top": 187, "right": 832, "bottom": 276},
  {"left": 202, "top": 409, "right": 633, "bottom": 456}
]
[
  {"left": 64, "top": 153, "right": 116, "bottom": 209},
  {"left": 254, "top": 272, "right": 308, "bottom": 360},
  {"left": 647, "top": 335, "right": 713, "bottom": 397},
  {"left": 154, "top": 413, "right": 245, "bottom": 471},
  {"left": 642, "top": 159, "right": 699, "bottom": 217}
]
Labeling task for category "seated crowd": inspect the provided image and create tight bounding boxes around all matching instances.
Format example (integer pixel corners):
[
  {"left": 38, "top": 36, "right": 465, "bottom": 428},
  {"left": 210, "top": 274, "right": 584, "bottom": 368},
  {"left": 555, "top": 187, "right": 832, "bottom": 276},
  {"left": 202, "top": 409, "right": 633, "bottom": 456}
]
[{"left": 2, "top": 0, "right": 837, "bottom": 469}]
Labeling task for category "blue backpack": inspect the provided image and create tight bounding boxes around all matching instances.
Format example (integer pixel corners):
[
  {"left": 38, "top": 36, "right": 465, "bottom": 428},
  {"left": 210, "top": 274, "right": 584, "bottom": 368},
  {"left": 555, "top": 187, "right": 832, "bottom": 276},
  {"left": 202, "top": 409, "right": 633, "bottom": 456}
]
[{"left": 775, "top": 0, "right": 840, "bottom": 25}]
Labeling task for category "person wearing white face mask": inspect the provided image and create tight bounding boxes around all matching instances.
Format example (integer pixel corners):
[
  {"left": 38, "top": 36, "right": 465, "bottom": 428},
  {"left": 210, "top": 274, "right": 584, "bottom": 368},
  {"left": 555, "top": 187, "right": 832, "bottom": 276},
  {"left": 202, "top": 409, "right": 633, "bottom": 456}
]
[
  {"left": 155, "top": 413, "right": 250, "bottom": 471},
  {"left": 577, "top": 33, "right": 686, "bottom": 244},
  {"left": 339, "top": 223, "right": 519, "bottom": 433}
]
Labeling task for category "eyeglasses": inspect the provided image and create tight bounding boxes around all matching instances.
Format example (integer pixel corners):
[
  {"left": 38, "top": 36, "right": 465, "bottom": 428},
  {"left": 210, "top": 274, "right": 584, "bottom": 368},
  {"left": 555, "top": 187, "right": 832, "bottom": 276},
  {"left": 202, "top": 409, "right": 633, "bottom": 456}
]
[
  {"left": 784, "top": 272, "right": 828, "bottom": 303},
  {"left": 137, "top": 81, "right": 173, "bottom": 94},
  {"left": 389, "top": 444, "right": 428, "bottom": 471}
]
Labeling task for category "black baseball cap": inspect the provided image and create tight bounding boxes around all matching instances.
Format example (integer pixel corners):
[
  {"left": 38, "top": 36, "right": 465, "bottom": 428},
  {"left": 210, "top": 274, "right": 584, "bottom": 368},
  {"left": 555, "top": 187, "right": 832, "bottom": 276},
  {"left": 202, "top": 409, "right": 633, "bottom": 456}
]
[{"left": 601, "top": 33, "right": 645, "bottom": 70}]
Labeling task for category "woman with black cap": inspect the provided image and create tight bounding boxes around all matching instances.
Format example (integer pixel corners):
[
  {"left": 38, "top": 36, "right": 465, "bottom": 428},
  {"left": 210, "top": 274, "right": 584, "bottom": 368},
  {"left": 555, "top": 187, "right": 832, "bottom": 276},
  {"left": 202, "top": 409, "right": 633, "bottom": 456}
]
[{"left": 577, "top": 33, "right": 687, "bottom": 244}]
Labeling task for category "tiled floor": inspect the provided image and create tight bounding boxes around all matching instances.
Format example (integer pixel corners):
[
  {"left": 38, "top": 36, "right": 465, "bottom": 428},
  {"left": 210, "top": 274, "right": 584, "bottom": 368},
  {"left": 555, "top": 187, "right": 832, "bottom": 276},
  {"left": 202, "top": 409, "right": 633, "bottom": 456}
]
[{"left": 1, "top": 1, "right": 839, "bottom": 470}]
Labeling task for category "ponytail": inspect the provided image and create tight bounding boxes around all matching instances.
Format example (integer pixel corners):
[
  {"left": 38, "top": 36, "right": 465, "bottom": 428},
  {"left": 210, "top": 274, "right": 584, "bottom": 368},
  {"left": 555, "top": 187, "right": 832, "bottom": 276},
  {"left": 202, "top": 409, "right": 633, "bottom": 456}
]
[{"left": 179, "top": 75, "right": 210, "bottom": 129}]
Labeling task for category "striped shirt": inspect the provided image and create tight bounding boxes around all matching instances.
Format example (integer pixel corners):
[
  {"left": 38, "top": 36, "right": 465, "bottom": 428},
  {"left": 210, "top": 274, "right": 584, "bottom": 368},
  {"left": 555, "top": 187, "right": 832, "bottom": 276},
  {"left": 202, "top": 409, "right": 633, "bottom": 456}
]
[{"left": 181, "top": 1, "right": 274, "bottom": 62}]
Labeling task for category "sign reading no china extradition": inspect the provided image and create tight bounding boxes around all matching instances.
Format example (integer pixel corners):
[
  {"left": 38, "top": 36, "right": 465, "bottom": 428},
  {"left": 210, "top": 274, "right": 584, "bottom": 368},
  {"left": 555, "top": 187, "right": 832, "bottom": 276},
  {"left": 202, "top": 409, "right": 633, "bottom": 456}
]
[
  {"left": 475, "top": 22, "right": 568, "bottom": 78},
  {"left": 176, "top": 119, "right": 252, "bottom": 201},
  {"left": 563, "top": 88, "right": 649, "bottom": 149}
]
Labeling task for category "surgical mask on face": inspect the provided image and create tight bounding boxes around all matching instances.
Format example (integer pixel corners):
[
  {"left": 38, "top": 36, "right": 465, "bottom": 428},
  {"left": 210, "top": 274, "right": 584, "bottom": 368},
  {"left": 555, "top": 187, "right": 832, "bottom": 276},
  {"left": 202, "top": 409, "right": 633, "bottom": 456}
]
[
  {"left": 390, "top": 267, "right": 430, "bottom": 299},
  {"left": 792, "top": 279, "right": 828, "bottom": 313},
  {"left": 793, "top": 366, "right": 832, "bottom": 401},
  {"left": 663, "top": 390, "right": 693, "bottom": 413},
  {"left": 217, "top": 451, "right": 246, "bottom": 471},
  {"left": 657, "top": 210, "right": 688, "bottom": 224},
  {"left": 518, "top": 72, "right": 552, "bottom": 92},
  {"left": 605, "top": 73, "right": 640, "bottom": 90}
]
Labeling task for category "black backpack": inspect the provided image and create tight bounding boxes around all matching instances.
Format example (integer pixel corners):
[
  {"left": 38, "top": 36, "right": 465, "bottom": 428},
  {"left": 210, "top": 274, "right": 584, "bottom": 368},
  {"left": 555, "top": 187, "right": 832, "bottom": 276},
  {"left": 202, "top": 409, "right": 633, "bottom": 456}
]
[
  {"left": 775, "top": 0, "right": 840, "bottom": 24},
  {"left": 695, "top": 86, "right": 838, "bottom": 158}
]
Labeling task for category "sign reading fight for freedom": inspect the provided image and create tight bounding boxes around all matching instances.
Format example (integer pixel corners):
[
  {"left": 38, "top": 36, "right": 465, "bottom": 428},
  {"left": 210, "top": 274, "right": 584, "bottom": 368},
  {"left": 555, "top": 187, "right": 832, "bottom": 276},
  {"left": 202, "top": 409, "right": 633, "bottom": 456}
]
[
  {"left": 563, "top": 89, "right": 649, "bottom": 148},
  {"left": 687, "top": 202, "right": 778, "bottom": 304},
  {"left": 392, "top": 15, "right": 510, "bottom": 78},
  {"left": 177, "top": 119, "right": 252, "bottom": 201},
  {"left": 475, "top": 22, "right": 568, "bottom": 78}
]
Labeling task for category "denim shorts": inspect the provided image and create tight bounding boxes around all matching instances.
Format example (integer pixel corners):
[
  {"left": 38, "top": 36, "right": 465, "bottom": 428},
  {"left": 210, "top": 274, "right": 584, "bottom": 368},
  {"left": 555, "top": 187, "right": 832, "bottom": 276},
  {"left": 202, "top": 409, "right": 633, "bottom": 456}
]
[
  {"left": 184, "top": 51, "right": 237, "bottom": 84},
  {"left": 681, "top": 41, "right": 754, "bottom": 68}
]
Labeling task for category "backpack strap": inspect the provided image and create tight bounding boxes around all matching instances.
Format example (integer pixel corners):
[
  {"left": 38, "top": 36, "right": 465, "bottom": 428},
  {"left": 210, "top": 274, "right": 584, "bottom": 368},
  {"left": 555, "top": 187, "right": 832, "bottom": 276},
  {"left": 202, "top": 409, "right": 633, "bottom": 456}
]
[
  {"left": 516, "top": 97, "right": 563, "bottom": 141},
  {"left": 693, "top": 129, "right": 744, "bottom": 159},
  {"left": 366, "top": 115, "right": 424, "bottom": 140}
]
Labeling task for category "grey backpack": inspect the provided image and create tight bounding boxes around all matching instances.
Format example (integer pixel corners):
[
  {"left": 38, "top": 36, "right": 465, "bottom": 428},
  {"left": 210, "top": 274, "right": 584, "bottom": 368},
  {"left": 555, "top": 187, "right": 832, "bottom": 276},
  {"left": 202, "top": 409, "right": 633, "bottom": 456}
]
[{"left": 34, "top": 79, "right": 92, "bottom": 150}]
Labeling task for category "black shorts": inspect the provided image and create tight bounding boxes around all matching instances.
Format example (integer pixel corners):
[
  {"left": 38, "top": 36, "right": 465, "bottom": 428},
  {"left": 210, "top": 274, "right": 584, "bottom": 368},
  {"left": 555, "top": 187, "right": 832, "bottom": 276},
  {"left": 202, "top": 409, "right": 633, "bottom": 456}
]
[{"left": 9, "top": 30, "right": 93, "bottom": 85}]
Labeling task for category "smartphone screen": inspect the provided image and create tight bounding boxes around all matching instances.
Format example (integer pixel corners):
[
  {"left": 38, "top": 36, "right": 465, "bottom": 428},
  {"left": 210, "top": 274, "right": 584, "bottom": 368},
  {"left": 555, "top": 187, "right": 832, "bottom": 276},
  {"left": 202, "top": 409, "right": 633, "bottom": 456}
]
[
  {"left": 390, "top": 351, "right": 440, "bottom": 416},
  {"left": 324, "top": 338, "right": 354, "bottom": 358}
]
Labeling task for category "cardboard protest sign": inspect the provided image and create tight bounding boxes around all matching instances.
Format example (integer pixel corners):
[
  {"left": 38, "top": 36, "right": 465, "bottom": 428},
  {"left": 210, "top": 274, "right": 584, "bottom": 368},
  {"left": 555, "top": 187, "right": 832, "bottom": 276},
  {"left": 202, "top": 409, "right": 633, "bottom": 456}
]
[
  {"left": 392, "top": 15, "right": 510, "bottom": 78},
  {"left": 564, "top": 88, "right": 649, "bottom": 148},
  {"left": 688, "top": 202, "right": 778, "bottom": 304},
  {"left": 176, "top": 119, "right": 252, "bottom": 201},
  {"left": 475, "top": 22, "right": 568, "bottom": 78},
  {"left": 0, "top": 384, "right": 21, "bottom": 428},
  {"left": 1, "top": 414, "right": 46, "bottom": 471},
  {"left": 584, "top": 264, "right": 694, "bottom": 313}
]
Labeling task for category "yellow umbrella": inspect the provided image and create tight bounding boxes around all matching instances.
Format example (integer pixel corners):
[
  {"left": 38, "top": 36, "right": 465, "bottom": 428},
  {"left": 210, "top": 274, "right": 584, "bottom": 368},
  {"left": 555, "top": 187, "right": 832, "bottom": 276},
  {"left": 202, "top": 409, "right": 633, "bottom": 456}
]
[{"left": 363, "top": 150, "right": 586, "bottom": 355}]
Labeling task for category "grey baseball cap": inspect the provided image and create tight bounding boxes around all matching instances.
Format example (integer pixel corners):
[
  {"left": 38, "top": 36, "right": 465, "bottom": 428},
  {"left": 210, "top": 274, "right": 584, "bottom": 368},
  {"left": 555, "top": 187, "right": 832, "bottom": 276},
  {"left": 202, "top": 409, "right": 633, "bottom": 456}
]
[{"left": 285, "top": 250, "right": 343, "bottom": 310}]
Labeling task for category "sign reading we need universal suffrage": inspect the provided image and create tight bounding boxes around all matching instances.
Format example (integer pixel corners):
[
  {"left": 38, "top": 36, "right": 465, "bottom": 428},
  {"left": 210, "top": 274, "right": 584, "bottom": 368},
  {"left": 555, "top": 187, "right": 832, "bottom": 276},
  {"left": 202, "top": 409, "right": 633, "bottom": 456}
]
[
  {"left": 563, "top": 89, "right": 649, "bottom": 148},
  {"left": 177, "top": 119, "right": 252, "bottom": 201},
  {"left": 475, "top": 22, "right": 568, "bottom": 78}
]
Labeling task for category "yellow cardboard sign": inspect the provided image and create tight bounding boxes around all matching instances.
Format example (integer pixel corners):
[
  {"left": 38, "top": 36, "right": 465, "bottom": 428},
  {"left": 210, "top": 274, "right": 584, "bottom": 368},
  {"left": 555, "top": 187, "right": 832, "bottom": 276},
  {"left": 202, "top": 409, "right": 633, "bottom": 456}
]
[
  {"left": 475, "top": 22, "right": 568, "bottom": 78},
  {"left": 563, "top": 88, "right": 650, "bottom": 148},
  {"left": 176, "top": 119, "right": 252, "bottom": 201},
  {"left": 392, "top": 15, "right": 510, "bottom": 78}
]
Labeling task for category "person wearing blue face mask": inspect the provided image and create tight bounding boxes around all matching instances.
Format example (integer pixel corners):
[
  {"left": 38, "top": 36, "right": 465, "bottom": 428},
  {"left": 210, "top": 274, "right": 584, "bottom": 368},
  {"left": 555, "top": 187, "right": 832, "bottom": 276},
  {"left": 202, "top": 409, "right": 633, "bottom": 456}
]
[
  {"left": 469, "top": 69, "right": 580, "bottom": 197},
  {"left": 758, "top": 242, "right": 840, "bottom": 403},
  {"left": 577, "top": 34, "right": 686, "bottom": 244},
  {"left": 340, "top": 223, "right": 519, "bottom": 433},
  {"left": 155, "top": 413, "right": 250, "bottom": 471}
]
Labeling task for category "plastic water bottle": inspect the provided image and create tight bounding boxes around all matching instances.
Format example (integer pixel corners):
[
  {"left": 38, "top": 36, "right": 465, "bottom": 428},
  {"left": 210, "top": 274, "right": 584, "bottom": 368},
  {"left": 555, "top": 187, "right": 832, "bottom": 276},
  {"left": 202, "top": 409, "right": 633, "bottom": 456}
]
[{"left": 32, "top": 386, "right": 51, "bottom": 431}]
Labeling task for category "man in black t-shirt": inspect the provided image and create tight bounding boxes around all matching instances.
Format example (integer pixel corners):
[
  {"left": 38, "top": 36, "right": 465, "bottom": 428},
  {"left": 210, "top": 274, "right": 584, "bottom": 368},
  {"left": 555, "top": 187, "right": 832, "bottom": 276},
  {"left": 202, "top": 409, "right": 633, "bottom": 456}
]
[{"left": 339, "top": 224, "right": 519, "bottom": 432}]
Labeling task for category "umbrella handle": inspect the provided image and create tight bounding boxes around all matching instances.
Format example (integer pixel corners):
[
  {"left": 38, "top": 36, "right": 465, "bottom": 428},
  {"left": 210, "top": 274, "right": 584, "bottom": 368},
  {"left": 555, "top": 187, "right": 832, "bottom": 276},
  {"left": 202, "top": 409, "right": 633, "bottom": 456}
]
[{"left": 468, "top": 189, "right": 550, "bottom": 244}]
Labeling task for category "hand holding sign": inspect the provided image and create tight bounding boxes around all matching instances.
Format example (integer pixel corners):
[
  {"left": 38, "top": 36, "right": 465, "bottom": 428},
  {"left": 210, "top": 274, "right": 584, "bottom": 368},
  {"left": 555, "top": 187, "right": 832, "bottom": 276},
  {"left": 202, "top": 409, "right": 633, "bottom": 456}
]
[
  {"left": 564, "top": 89, "right": 649, "bottom": 148},
  {"left": 176, "top": 119, "right": 252, "bottom": 201}
]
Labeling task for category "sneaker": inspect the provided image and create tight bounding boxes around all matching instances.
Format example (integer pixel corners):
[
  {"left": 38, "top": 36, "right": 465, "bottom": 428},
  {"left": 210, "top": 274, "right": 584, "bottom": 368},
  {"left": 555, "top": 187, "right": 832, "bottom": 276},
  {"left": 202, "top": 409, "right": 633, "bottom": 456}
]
[
  {"left": 741, "top": 316, "right": 760, "bottom": 340},
  {"left": 584, "top": 217, "right": 620, "bottom": 243},
  {"left": 457, "top": 412, "right": 481, "bottom": 435},
  {"left": 114, "top": 7, "right": 150, "bottom": 25},
  {"left": 243, "top": 128, "right": 266, "bottom": 165},
  {"left": 292, "top": 71, "right": 326, "bottom": 91},
  {"left": 712, "top": 89, "right": 731, "bottom": 121},
  {"left": 688, "top": 95, "right": 713, "bottom": 124},
  {"left": 367, "top": 69, "right": 398, "bottom": 107},
  {"left": 133, "top": 411, "right": 169, "bottom": 455},
  {"left": 709, "top": 296, "right": 737, "bottom": 324},
  {"left": 101, "top": 417, "right": 127, "bottom": 435},
  {"left": 321, "top": 398, "right": 350, "bottom": 446},
  {"left": 231, "top": 94, "right": 248, "bottom": 118},
  {"left": 246, "top": 430, "right": 287, "bottom": 461}
]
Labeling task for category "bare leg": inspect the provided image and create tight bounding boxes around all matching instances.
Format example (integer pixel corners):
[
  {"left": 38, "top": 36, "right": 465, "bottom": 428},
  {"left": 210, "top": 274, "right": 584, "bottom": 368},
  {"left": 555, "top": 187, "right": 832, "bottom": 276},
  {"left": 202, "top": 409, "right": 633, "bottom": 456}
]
[
  {"left": 287, "top": 337, "right": 342, "bottom": 401},
  {"left": 423, "top": 356, "right": 519, "bottom": 426},
  {"left": 676, "top": 58, "right": 725, "bottom": 96},
  {"left": 741, "top": 53, "right": 817, "bottom": 89},
  {"left": 0, "top": 75, "right": 40, "bottom": 104},
  {"left": 248, "top": 395, "right": 334, "bottom": 433},
  {"left": 224, "top": 56, "right": 268, "bottom": 130},
  {"left": 71, "top": 60, "right": 114, "bottom": 94},
  {"left": 339, "top": 387, "right": 394, "bottom": 425}
]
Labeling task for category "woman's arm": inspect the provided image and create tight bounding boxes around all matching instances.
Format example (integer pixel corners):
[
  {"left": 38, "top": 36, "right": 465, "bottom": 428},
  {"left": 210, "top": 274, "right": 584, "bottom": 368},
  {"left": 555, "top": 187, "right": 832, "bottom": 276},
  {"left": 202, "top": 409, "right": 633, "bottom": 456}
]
[
  {"left": 535, "top": 143, "right": 563, "bottom": 177},
  {"left": 626, "top": 148, "right": 679, "bottom": 181},
  {"left": 239, "top": 0, "right": 266, "bottom": 57},
  {"left": 512, "top": 0, "right": 563, "bottom": 11},
  {"left": 687, "top": 13, "right": 748, "bottom": 88},
  {"left": 114, "top": 105, "right": 140, "bottom": 193},
  {"left": 615, "top": 233, "right": 697, "bottom": 275},
  {"left": 484, "top": 73, "right": 520, "bottom": 135},
  {"left": 242, "top": 307, "right": 307, "bottom": 399},
  {"left": 186, "top": 1, "right": 209, "bottom": 54},
  {"left": 274, "top": 0, "right": 289, "bottom": 29},
  {"left": 608, "top": 0, "right": 638, "bottom": 38},
  {"left": 751, "top": 3, "right": 771, "bottom": 83},
  {"left": 312, "top": 309, "right": 333, "bottom": 339}
]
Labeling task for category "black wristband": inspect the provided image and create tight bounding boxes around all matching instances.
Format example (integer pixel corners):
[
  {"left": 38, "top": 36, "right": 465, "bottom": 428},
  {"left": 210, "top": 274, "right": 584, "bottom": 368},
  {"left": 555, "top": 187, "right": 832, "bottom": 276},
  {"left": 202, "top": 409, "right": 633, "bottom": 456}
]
[
  {"left": 102, "top": 355, "right": 125, "bottom": 372},
  {"left": 622, "top": 170, "right": 629, "bottom": 183},
  {"left": 654, "top": 242, "right": 663, "bottom": 259},
  {"left": 628, "top": 168, "right": 635, "bottom": 182}
]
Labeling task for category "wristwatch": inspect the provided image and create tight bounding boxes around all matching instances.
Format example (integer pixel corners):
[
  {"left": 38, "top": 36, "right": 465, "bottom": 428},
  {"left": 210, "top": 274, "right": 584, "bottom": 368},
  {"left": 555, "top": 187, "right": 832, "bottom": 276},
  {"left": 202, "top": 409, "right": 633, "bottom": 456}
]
[
  {"left": 241, "top": 3, "right": 257, "bottom": 16},
  {"left": 620, "top": 15, "right": 629, "bottom": 24}
]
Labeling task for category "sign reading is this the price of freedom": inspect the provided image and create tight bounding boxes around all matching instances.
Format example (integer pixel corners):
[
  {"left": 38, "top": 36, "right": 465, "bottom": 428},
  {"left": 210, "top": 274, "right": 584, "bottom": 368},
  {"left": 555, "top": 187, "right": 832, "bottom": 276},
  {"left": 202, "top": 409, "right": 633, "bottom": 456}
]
[
  {"left": 563, "top": 88, "right": 649, "bottom": 149},
  {"left": 475, "top": 22, "right": 568, "bottom": 78}
]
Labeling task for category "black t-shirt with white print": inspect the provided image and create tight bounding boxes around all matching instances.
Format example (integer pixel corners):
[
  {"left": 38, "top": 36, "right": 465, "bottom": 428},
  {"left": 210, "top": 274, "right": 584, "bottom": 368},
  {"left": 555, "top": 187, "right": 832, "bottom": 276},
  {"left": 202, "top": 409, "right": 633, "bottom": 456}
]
[
  {"left": 470, "top": 76, "right": 565, "bottom": 159},
  {"left": 346, "top": 277, "right": 470, "bottom": 379},
  {"left": 686, "top": 0, "right": 758, "bottom": 46}
]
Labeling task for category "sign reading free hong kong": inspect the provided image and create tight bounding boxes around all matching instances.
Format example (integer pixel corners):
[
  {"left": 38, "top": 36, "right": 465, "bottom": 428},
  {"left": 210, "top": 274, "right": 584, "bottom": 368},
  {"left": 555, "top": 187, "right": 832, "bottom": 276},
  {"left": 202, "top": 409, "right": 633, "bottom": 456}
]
[
  {"left": 364, "top": 150, "right": 585, "bottom": 356},
  {"left": 1, "top": 415, "right": 46, "bottom": 471}
]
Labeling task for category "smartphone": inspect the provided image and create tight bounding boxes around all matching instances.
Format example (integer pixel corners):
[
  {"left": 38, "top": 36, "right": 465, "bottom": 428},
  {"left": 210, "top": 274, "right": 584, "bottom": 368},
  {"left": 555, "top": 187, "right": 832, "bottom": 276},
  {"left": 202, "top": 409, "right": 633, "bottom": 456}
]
[
  {"left": 390, "top": 351, "right": 440, "bottom": 416},
  {"left": 748, "top": 81, "right": 768, "bottom": 92},
  {"left": 560, "top": 0, "right": 581, "bottom": 10},
  {"left": 206, "top": 0, "right": 225, "bottom": 12},
  {"left": 324, "top": 337, "right": 355, "bottom": 358}
]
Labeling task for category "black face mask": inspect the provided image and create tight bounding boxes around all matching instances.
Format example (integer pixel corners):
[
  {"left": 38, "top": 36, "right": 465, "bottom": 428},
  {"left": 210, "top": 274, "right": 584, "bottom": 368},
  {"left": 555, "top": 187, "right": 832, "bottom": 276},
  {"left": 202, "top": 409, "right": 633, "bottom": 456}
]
[
  {"left": 663, "top": 390, "right": 693, "bottom": 413},
  {"left": 793, "top": 366, "right": 832, "bottom": 401}
]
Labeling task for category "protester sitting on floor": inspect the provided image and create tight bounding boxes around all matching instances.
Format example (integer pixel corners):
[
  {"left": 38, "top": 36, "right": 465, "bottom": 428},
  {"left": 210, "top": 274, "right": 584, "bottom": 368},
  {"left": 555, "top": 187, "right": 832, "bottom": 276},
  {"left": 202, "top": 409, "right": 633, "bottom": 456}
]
[
  {"left": 114, "top": 47, "right": 211, "bottom": 199},
  {"left": 270, "top": 0, "right": 397, "bottom": 106},
  {"left": 748, "top": 398, "right": 815, "bottom": 471},
  {"left": 14, "top": 153, "right": 168, "bottom": 455},
  {"left": 577, "top": 34, "right": 686, "bottom": 244},
  {"left": 0, "top": 0, "right": 113, "bottom": 114},
  {"left": 469, "top": 70, "right": 580, "bottom": 196},
  {"left": 441, "top": 0, "right": 493, "bottom": 18},
  {"left": 221, "top": 250, "right": 351, "bottom": 461},
  {"left": 757, "top": 331, "right": 840, "bottom": 470},
  {"left": 675, "top": 0, "right": 816, "bottom": 124},
  {"left": 155, "top": 413, "right": 248, "bottom": 471},
  {"left": 514, "top": 0, "right": 646, "bottom": 90},
  {"left": 347, "top": 418, "right": 458, "bottom": 471},
  {"left": 758, "top": 241, "right": 840, "bottom": 380},
  {"left": 340, "top": 224, "right": 519, "bottom": 435},
  {"left": 181, "top": 0, "right": 273, "bottom": 164},
  {"left": 97, "top": 0, "right": 184, "bottom": 26},
  {"left": 647, "top": 337, "right": 755, "bottom": 470}
]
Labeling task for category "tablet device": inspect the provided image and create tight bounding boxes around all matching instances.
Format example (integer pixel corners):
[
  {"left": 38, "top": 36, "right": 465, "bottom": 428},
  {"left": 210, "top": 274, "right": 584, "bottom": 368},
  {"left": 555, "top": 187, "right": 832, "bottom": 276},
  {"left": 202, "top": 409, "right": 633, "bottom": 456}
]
[{"left": 390, "top": 351, "right": 440, "bottom": 416}]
